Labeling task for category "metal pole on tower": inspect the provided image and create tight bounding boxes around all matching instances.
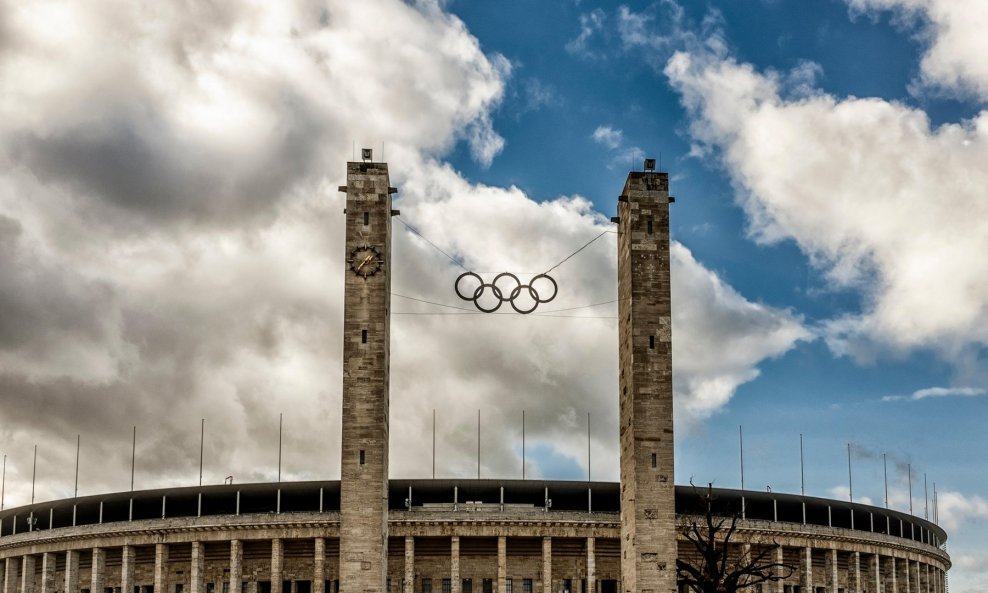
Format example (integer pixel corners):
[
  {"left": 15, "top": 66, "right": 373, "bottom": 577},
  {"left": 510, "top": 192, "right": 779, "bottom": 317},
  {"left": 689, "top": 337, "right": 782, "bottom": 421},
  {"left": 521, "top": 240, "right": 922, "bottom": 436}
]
[
  {"left": 908, "top": 462, "right": 913, "bottom": 515},
  {"left": 1, "top": 454, "right": 5, "bottom": 510},
  {"left": 924, "top": 473, "right": 929, "bottom": 519},
  {"left": 74, "top": 435, "right": 80, "bottom": 498},
  {"left": 477, "top": 409, "right": 481, "bottom": 480},
  {"left": 199, "top": 418, "right": 205, "bottom": 487},
  {"left": 883, "top": 453, "right": 889, "bottom": 509},
  {"left": 522, "top": 410, "right": 525, "bottom": 480},
  {"left": 847, "top": 443, "right": 853, "bottom": 502},
  {"left": 799, "top": 433, "right": 805, "bottom": 495},
  {"left": 432, "top": 409, "right": 436, "bottom": 480},
  {"left": 587, "top": 412, "right": 591, "bottom": 483},
  {"left": 278, "top": 413, "right": 283, "bottom": 483},
  {"left": 131, "top": 426, "right": 136, "bottom": 492},
  {"left": 739, "top": 425, "right": 745, "bottom": 519},
  {"left": 31, "top": 444, "right": 37, "bottom": 505}
]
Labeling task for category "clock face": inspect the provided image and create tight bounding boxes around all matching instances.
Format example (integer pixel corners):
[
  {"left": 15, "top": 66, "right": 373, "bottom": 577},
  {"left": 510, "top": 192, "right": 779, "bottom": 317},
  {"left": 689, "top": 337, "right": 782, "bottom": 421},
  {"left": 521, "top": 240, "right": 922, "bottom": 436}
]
[{"left": 348, "top": 245, "right": 384, "bottom": 278}]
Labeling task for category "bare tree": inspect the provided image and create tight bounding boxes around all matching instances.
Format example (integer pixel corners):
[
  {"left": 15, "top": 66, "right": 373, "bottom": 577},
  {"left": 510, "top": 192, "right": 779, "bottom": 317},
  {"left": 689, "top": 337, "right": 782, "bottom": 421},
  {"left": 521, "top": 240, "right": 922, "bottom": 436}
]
[{"left": 677, "top": 484, "right": 795, "bottom": 593}]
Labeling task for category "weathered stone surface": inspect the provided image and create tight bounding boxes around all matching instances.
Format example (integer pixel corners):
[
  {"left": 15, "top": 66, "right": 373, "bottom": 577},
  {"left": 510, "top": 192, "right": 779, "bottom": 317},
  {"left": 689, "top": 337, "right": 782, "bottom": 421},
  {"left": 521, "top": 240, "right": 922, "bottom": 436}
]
[
  {"left": 617, "top": 171, "right": 676, "bottom": 593},
  {"left": 340, "top": 160, "right": 392, "bottom": 593}
]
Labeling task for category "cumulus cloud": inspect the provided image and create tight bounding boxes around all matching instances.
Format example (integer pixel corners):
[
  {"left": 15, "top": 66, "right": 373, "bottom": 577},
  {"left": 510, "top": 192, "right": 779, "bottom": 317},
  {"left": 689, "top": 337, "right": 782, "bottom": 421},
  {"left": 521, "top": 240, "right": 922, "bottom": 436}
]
[
  {"left": 565, "top": 8, "right": 607, "bottom": 57},
  {"left": 0, "top": 0, "right": 807, "bottom": 506},
  {"left": 847, "top": 0, "right": 988, "bottom": 99},
  {"left": 882, "top": 386, "right": 987, "bottom": 401},
  {"left": 591, "top": 126, "right": 624, "bottom": 149},
  {"left": 936, "top": 490, "right": 988, "bottom": 533},
  {"left": 665, "top": 49, "right": 988, "bottom": 364}
]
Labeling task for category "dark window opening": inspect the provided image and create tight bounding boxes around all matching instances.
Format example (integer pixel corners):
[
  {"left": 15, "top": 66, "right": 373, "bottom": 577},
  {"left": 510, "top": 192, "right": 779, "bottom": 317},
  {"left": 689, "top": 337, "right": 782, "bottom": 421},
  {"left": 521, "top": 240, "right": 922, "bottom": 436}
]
[
  {"left": 422, "top": 578, "right": 432, "bottom": 593},
  {"left": 647, "top": 220, "right": 653, "bottom": 234},
  {"left": 649, "top": 335, "right": 655, "bottom": 349},
  {"left": 361, "top": 329, "right": 368, "bottom": 343},
  {"left": 462, "top": 580, "right": 472, "bottom": 593},
  {"left": 363, "top": 212, "right": 369, "bottom": 225},
  {"left": 651, "top": 453, "right": 657, "bottom": 468},
  {"left": 360, "top": 450, "right": 366, "bottom": 465},
  {"left": 483, "top": 580, "right": 494, "bottom": 593},
  {"left": 442, "top": 579, "right": 451, "bottom": 593}
]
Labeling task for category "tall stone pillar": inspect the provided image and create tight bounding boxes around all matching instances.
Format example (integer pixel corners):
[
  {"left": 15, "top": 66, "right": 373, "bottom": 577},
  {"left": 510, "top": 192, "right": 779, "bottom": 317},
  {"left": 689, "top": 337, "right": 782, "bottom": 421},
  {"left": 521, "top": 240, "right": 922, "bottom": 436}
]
[
  {"left": 774, "top": 547, "right": 784, "bottom": 593},
  {"left": 272, "top": 539, "right": 283, "bottom": 593},
  {"left": 90, "top": 549, "right": 105, "bottom": 593},
  {"left": 3, "top": 559, "right": 15, "bottom": 593},
  {"left": 616, "top": 166, "right": 676, "bottom": 593},
  {"left": 497, "top": 537, "right": 507, "bottom": 593},
  {"left": 871, "top": 555, "right": 881, "bottom": 593},
  {"left": 21, "top": 555, "right": 36, "bottom": 593},
  {"left": 40, "top": 553, "right": 56, "bottom": 593},
  {"left": 889, "top": 556, "right": 898, "bottom": 593},
  {"left": 850, "top": 551, "right": 861, "bottom": 593},
  {"left": 122, "top": 546, "right": 135, "bottom": 593},
  {"left": 339, "top": 156, "right": 393, "bottom": 593},
  {"left": 191, "top": 543, "right": 205, "bottom": 593},
  {"left": 64, "top": 551, "right": 79, "bottom": 593},
  {"left": 154, "top": 544, "right": 169, "bottom": 593},
  {"left": 542, "top": 538, "right": 552, "bottom": 593},
  {"left": 404, "top": 537, "right": 414, "bottom": 593},
  {"left": 314, "top": 539, "right": 326, "bottom": 593},
  {"left": 800, "top": 548, "right": 813, "bottom": 593},
  {"left": 230, "top": 541, "right": 243, "bottom": 593},
  {"left": 920, "top": 563, "right": 928, "bottom": 593},
  {"left": 911, "top": 560, "right": 920, "bottom": 593},
  {"left": 451, "top": 537, "right": 460, "bottom": 593},
  {"left": 586, "top": 539, "right": 595, "bottom": 593},
  {"left": 826, "top": 549, "right": 838, "bottom": 593}
]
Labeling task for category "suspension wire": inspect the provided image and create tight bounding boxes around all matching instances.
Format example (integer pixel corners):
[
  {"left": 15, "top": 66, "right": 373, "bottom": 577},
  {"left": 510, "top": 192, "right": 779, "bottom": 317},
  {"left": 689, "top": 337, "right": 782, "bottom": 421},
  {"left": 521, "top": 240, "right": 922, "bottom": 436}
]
[
  {"left": 392, "top": 312, "right": 617, "bottom": 319},
  {"left": 541, "top": 230, "right": 616, "bottom": 275},
  {"left": 395, "top": 215, "right": 615, "bottom": 276},
  {"left": 394, "top": 217, "right": 469, "bottom": 272},
  {"left": 392, "top": 292, "right": 623, "bottom": 318},
  {"left": 392, "top": 292, "right": 476, "bottom": 312}
]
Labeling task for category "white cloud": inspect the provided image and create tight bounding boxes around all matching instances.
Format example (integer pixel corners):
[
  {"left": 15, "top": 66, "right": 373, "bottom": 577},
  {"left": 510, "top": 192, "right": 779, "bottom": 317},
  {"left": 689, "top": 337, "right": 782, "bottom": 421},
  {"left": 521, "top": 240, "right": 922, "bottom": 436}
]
[
  {"left": 882, "top": 386, "right": 987, "bottom": 401},
  {"left": 565, "top": 8, "right": 606, "bottom": 57},
  {"left": 0, "top": 0, "right": 808, "bottom": 505},
  {"left": 665, "top": 50, "right": 988, "bottom": 363},
  {"left": 828, "top": 485, "right": 874, "bottom": 506},
  {"left": 592, "top": 125, "right": 624, "bottom": 149},
  {"left": 847, "top": 0, "right": 988, "bottom": 99},
  {"left": 937, "top": 490, "right": 988, "bottom": 533}
]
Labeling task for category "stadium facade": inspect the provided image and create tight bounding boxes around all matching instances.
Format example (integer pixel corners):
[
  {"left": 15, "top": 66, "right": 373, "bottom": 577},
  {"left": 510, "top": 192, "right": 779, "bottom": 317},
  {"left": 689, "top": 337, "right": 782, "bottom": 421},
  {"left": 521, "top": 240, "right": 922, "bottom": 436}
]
[{"left": 0, "top": 159, "right": 950, "bottom": 593}]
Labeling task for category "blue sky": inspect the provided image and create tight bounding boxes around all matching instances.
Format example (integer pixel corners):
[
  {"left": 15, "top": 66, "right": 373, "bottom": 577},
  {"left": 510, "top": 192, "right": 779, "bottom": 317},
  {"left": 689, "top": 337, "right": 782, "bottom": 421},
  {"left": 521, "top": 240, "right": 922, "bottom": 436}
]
[{"left": 0, "top": 0, "right": 986, "bottom": 590}]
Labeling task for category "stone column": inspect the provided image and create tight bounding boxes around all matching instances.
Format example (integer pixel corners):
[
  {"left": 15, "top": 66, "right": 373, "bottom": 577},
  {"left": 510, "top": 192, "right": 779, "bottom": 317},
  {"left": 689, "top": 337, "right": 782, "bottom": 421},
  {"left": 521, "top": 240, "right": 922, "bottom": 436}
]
[
  {"left": 122, "top": 546, "right": 136, "bottom": 593},
  {"left": 404, "top": 537, "right": 414, "bottom": 593},
  {"left": 497, "top": 537, "right": 507, "bottom": 593},
  {"left": 64, "top": 551, "right": 79, "bottom": 593},
  {"left": 919, "top": 563, "right": 928, "bottom": 593},
  {"left": 850, "top": 551, "right": 860, "bottom": 593},
  {"left": 871, "top": 555, "right": 881, "bottom": 593},
  {"left": 890, "top": 556, "right": 898, "bottom": 593},
  {"left": 40, "top": 553, "right": 56, "bottom": 593},
  {"left": 541, "top": 538, "right": 551, "bottom": 593},
  {"left": 21, "top": 555, "right": 36, "bottom": 593},
  {"left": 90, "top": 549, "right": 105, "bottom": 593},
  {"left": 586, "top": 539, "right": 595, "bottom": 593},
  {"left": 230, "top": 541, "right": 243, "bottom": 593},
  {"left": 191, "top": 543, "right": 205, "bottom": 593},
  {"left": 314, "top": 539, "right": 326, "bottom": 593},
  {"left": 800, "top": 547, "right": 812, "bottom": 593},
  {"left": 5, "top": 558, "right": 18, "bottom": 593},
  {"left": 154, "top": 544, "right": 169, "bottom": 593},
  {"left": 451, "top": 537, "right": 460, "bottom": 593},
  {"left": 271, "top": 539, "right": 283, "bottom": 593},
  {"left": 911, "top": 560, "right": 920, "bottom": 593},
  {"left": 774, "top": 547, "right": 784, "bottom": 593},
  {"left": 825, "top": 549, "right": 838, "bottom": 593}
]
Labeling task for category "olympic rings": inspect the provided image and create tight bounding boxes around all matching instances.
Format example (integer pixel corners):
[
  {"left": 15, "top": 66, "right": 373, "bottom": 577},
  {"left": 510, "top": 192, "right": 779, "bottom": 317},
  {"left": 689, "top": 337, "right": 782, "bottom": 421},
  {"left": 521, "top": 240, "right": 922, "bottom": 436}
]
[{"left": 455, "top": 271, "right": 558, "bottom": 314}]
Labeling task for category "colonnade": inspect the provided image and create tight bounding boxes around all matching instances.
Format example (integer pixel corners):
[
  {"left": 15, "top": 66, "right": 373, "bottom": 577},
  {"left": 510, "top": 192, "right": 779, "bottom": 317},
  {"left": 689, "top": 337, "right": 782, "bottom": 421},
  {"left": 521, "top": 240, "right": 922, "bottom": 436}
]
[{"left": 0, "top": 538, "right": 946, "bottom": 593}]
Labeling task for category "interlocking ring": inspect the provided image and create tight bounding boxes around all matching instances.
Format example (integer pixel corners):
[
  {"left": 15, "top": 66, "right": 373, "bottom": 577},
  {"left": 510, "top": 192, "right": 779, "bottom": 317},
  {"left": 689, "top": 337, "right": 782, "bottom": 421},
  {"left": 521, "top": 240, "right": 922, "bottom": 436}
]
[{"left": 455, "top": 271, "right": 558, "bottom": 314}]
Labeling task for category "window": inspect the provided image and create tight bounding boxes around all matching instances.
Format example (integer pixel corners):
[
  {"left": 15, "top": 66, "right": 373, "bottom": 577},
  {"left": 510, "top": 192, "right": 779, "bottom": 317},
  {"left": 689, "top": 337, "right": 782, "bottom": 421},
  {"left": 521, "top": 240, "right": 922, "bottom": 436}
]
[
  {"left": 360, "top": 449, "right": 365, "bottom": 465},
  {"left": 207, "top": 584, "right": 216, "bottom": 593},
  {"left": 649, "top": 335, "right": 655, "bottom": 349},
  {"left": 522, "top": 580, "right": 532, "bottom": 593},
  {"left": 422, "top": 578, "right": 432, "bottom": 593},
  {"left": 442, "top": 579, "right": 451, "bottom": 593},
  {"left": 223, "top": 583, "right": 230, "bottom": 593},
  {"left": 387, "top": 579, "right": 391, "bottom": 593},
  {"left": 462, "top": 580, "right": 472, "bottom": 593},
  {"left": 483, "top": 579, "right": 493, "bottom": 593},
  {"left": 563, "top": 580, "right": 572, "bottom": 593},
  {"left": 364, "top": 212, "right": 370, "bottom": 225},
  {"left": 505, "top": 579, "right": 512, "bottom": 593},
  {"left": 647, "top": 220, "right": 653, "bottom": 234},
  {"left": 361, "top": 329, "right": 368, "bottom": 343},
  {"left": 176, "top": 586, "right": 184, "bottom": 593},
  {"left": 651, "top": 453, "right": 657, "bottom": 468}
]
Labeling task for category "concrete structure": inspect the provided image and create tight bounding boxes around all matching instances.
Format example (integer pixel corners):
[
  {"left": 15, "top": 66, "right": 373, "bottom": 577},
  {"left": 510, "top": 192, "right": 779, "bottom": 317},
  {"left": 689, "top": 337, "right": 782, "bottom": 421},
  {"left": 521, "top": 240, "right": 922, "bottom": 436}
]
[
  {"left": 0, "top": 159, "right": 950, "bottom": 593},
  {"left": 617, "top": 171, "right": 676, "bottom": 593},
  {"left": 340, "top": 157, "right": 393, "bottom": 593}
]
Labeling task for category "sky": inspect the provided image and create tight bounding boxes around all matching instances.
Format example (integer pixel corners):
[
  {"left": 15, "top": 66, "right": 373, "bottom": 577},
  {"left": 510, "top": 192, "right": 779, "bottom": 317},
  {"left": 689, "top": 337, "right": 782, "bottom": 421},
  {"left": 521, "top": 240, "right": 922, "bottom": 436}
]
[{"left": 0, "top": 0, "right": 986, "bottom": 589}]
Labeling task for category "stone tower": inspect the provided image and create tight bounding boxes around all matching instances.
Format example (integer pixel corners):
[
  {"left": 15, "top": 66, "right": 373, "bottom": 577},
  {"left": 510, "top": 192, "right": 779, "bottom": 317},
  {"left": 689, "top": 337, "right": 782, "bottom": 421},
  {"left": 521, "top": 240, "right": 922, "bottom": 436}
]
[
  {"left": 339, "top": 155, "right": 393, "bottom": 593},
  {"left": 616, "top": 167, "right": 676, "bottom": 593}
]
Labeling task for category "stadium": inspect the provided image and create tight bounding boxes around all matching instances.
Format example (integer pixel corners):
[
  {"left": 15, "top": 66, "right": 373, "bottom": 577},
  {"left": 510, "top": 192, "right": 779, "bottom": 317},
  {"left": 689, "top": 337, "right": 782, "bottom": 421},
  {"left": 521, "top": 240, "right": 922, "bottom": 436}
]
[{"left": 0, "top": 158, "right": 949, "bottom": 593}]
